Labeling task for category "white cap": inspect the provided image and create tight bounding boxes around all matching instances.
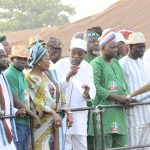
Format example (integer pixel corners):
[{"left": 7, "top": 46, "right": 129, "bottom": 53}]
[
  {"left": 126, "top": 32, "right": 146, "bottom": 44},
  {"left": 0, "top": 43, "right": 4, "bottom": 50},
  {"left": 70, "top": 38, "right": 87, "bottom": 51},
  {"left": 116, "top": 33, "right": 126, "bottom": 42}
]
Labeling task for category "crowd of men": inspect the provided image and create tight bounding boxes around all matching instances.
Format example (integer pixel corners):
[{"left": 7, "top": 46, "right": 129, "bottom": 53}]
[{"left": 0, "top": 26, "right": 150, "bottom": 150}]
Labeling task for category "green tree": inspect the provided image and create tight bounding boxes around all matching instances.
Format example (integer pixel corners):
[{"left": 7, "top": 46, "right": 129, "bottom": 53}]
[{"left": 0, "top": 0, "right": 75, "bottom": 32}]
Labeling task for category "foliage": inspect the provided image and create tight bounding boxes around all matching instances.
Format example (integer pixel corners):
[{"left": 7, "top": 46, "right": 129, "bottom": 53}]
[{"left": 0, "top": 0, "right": 75, "bottom": 32}]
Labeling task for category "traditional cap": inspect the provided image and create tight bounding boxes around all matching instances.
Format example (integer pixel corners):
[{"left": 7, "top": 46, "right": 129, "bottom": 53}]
[
  {"left": 10, "top": 45, "right": 30, "bottom": 59},
  {"left": 126, "top": 32, "right": 146, "bottom": 44},
  {"left": 98, "top": 28, "right": 116, "bottom": 46},
  {"left": 29, "top": 35, "right": 45, "bottom": 46},
  {"left": 0, "top": 35, "right": 6, "bottom": 42},
  {"left": 47, "top": 37, "right": 63, "bottom": 48},
  {"left": 28, "top": 42, "right": 47, "bottom": 67},
  {"left": 119, "top": 28, "right": 134, "bottom": 40},
  {"left": 84, "top": 31, "right": 101, "bottom": 40},
  {"left": 70, "top": 38, "right": 87, "bottom": 51},
  {"left": 72, "top": 32, "right": 84, "bottom": 40},
  {"left": 116, "top": 33, "right": 126, "bottom": 42},
  {"left": 0, "top": 43, "right": 4, "bottom": 50}
]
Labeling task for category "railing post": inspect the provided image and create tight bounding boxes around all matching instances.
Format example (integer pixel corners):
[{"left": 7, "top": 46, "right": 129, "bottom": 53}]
[
  {"left": 93, "top": 110, "right": 98, "bottom": 150},
  {"left": 99, "top": 107, "right": 105, "bottom": 150},
  {"left": 30, "top": 118, "right": 35, "bottom": 150}
]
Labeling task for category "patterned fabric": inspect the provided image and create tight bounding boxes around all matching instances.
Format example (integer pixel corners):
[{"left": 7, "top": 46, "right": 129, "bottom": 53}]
[
  {"left": 26, "top": 69, "right": 65, "bottom": 150},
  {"left": 88, "top": 57, "right": 128, "bottom": 136},
  {"left": 119, "top": 28, "right": 134, "bottom": 40},
  {"left": 143, "top": 49, "right": 150, "bottom": 79},
  {"left": 28, "top": 42, "right": 46, "bottom": 67},
  {"left": 99, "top": 29, "right": 116, "bottom": 46},
  {"left": 0, "top": 84, "right": 13, "bottom": 144},
  {"left": 119, "top": 56, "right": 150, "bottom": 148},
  {"left": 126, "top": 32, "right": 145, "bottom": 44},
  {"left": 84, "top": 31, "right": 100, "bottom": 39},
  {"left": 0, "top": 74, "right": 18, "bottom": 147},
  {"left": 10, "top": 45, "right": 29, "bottom": 59}
]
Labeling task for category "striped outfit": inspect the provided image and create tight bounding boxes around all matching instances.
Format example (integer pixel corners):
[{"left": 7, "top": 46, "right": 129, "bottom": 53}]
[
  {"left": 119, "top": 56, "right": 150, "bottom": 150},
  {"left": 143, "top": 49, "right": 150, "bottom": 80},
  {"left": 0, "top": 74, "right": 18, "bottom": 150}
]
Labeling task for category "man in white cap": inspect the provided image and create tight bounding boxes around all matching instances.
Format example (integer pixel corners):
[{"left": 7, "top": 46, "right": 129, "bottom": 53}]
[
  {"left": 54, "top": 38, "right": 96, "bottom": 150},
  {"left": 119, "top": 32, "right": 150, "bottom": 149}
]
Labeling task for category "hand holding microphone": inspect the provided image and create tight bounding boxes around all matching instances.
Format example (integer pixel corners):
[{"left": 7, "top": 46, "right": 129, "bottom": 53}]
[{"left": 66, "top": 65, "right": 79, "bottom": 81}]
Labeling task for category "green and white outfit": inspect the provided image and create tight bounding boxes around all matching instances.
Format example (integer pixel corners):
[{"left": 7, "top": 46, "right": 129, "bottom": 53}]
[{"left": 88, "top": 57, "right": 128, "bottom": 149}]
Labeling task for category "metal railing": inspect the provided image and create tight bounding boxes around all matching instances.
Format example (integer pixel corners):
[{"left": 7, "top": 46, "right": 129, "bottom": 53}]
[
  {"left": 1, "top": 102, "right": 150, "bottom": 150},
  {"left": 67, "top": 102, "right": 150, "bottom": 150}
]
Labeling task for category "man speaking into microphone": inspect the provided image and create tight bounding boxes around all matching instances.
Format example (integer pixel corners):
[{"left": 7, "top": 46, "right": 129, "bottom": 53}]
[{"left": 54, "top": 36, "right": 96, "bottom": 150}]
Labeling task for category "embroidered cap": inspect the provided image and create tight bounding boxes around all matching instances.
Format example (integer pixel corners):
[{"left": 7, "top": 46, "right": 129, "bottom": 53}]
[
  {"left": 126, "top": 32, "right": 146, "bottom": 44},
  {"left": 99, "top": 28, "right": 116, "bottom": 46},
  {"left": 70, "top": 38, "right": 87, "bottom": 51}
]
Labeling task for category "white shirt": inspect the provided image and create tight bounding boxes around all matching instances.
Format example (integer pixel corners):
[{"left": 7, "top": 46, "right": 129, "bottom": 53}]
[
  {"left": 143, "top": 49, "right": 150, "bottom": 79},
  {"left": 54, "top": 57, "right": 96, "bottom": 135},
  {"left": 119, "top": 56, "right": 150, "bottom": 127}
]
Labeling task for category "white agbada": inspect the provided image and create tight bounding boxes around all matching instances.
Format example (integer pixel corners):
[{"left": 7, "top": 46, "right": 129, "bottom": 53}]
[
  {"left": 0, "top": 74, "right": 17, "bottom": 150},
  {"left": 143, "top": 49, "right": 150, "bottom": 79},
  {"left": 119, "top": 56, "right": 150, "bottom": 148},
  {"left": 54, "top": 57, "right": 96, "bottom": 136}
]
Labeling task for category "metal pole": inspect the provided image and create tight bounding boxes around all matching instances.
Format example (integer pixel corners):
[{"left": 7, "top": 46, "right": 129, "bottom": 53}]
[
  {"left": 30, "top": 118, "right": 35, "bottom": 150},
  {"left": 97, "top": 102, "right": 150, "bottom": 109},
  {"left": 0, "top": 115, "right": 16, "bottom": 119},
  {"left": 99, "top": 108, "right": 105, "bottom": 150},
  {"left": 57, "top": 106, "right": 96, "bottom": 113},
  {"left": 107, "top": 144, "right": 150, "bottom": 150},
  {"left": 93, "top": 111, "right": 98, "bottom": 150}
]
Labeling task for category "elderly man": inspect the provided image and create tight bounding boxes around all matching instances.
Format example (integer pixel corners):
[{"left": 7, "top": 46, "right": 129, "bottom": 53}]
[
  {"left": 54, "top": 38, "right": 96, "bottom": 150},
  {"left": 119, "top": 32, "right": 150, "bottom": 149},
  {"left": 88, "top": 29, "right": 131, "bottom": 149},
  {"left": 0, "top": 44, "right": 26, "bottom": 150},
  {"left": 83, "top": 27, "right": 102, "bottom": 63},
  {"left": 0, "top": 35, "right": 11, "bottom": 56},
  {"left": 46, "top": 37, "right": 63, "bottom": 64}
]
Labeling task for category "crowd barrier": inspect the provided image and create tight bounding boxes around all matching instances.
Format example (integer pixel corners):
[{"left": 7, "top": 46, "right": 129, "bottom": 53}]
[{"left": 1, "top": 102, "right": 150, "bottom": 150}]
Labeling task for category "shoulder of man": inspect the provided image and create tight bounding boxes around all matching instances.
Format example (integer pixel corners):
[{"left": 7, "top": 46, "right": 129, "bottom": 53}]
[
  {"left": 90, "top": 56, "right": 103, "bottom": 66},
  {"left": 4, "top": 66, "right": 15, "bottom": 78},
  {"left": 54, "top": 57, "right": 70, "bottom": 68},
  {"left": 118, "top": 55, "right": 129, "bottom": 67}
]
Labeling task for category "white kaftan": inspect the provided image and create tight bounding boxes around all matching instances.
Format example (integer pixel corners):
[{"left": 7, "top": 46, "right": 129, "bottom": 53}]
[
  {"left": 54, "top": 57, "right": 96, "bottom": 150},
  {"left": 119, "top": 56, "right": 150, "bottom": 149}
]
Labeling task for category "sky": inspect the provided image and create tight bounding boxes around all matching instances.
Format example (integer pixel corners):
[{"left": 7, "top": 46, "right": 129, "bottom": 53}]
[{"left": 62, "top": 0, "right": 118, "bottom": 22}]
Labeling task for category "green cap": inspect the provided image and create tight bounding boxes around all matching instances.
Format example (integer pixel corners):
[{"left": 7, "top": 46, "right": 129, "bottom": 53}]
[{"left": 0, "top": 35, "right": 6, "bottom": 42}]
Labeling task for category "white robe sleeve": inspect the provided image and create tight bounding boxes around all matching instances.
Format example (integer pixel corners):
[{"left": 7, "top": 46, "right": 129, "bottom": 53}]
[
  {"left": 88, "top": 66, "right": 96, "bottom": 99},
  {"left": 54, "top": 59, "right": 70, "bottom": 90}
]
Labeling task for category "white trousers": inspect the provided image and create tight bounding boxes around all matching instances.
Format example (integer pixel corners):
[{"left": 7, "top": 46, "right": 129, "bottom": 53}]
[
  {"left": 128, "top": 124, "right": 150, "bottom": 150},
  {"left": 64, "top": 134, "right": 87, "bottom": 150}
]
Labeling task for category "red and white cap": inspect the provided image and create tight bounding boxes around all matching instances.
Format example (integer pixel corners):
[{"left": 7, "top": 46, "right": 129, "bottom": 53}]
[{"left": 99, "top": 28, "right": 116, "bottom": 46}]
